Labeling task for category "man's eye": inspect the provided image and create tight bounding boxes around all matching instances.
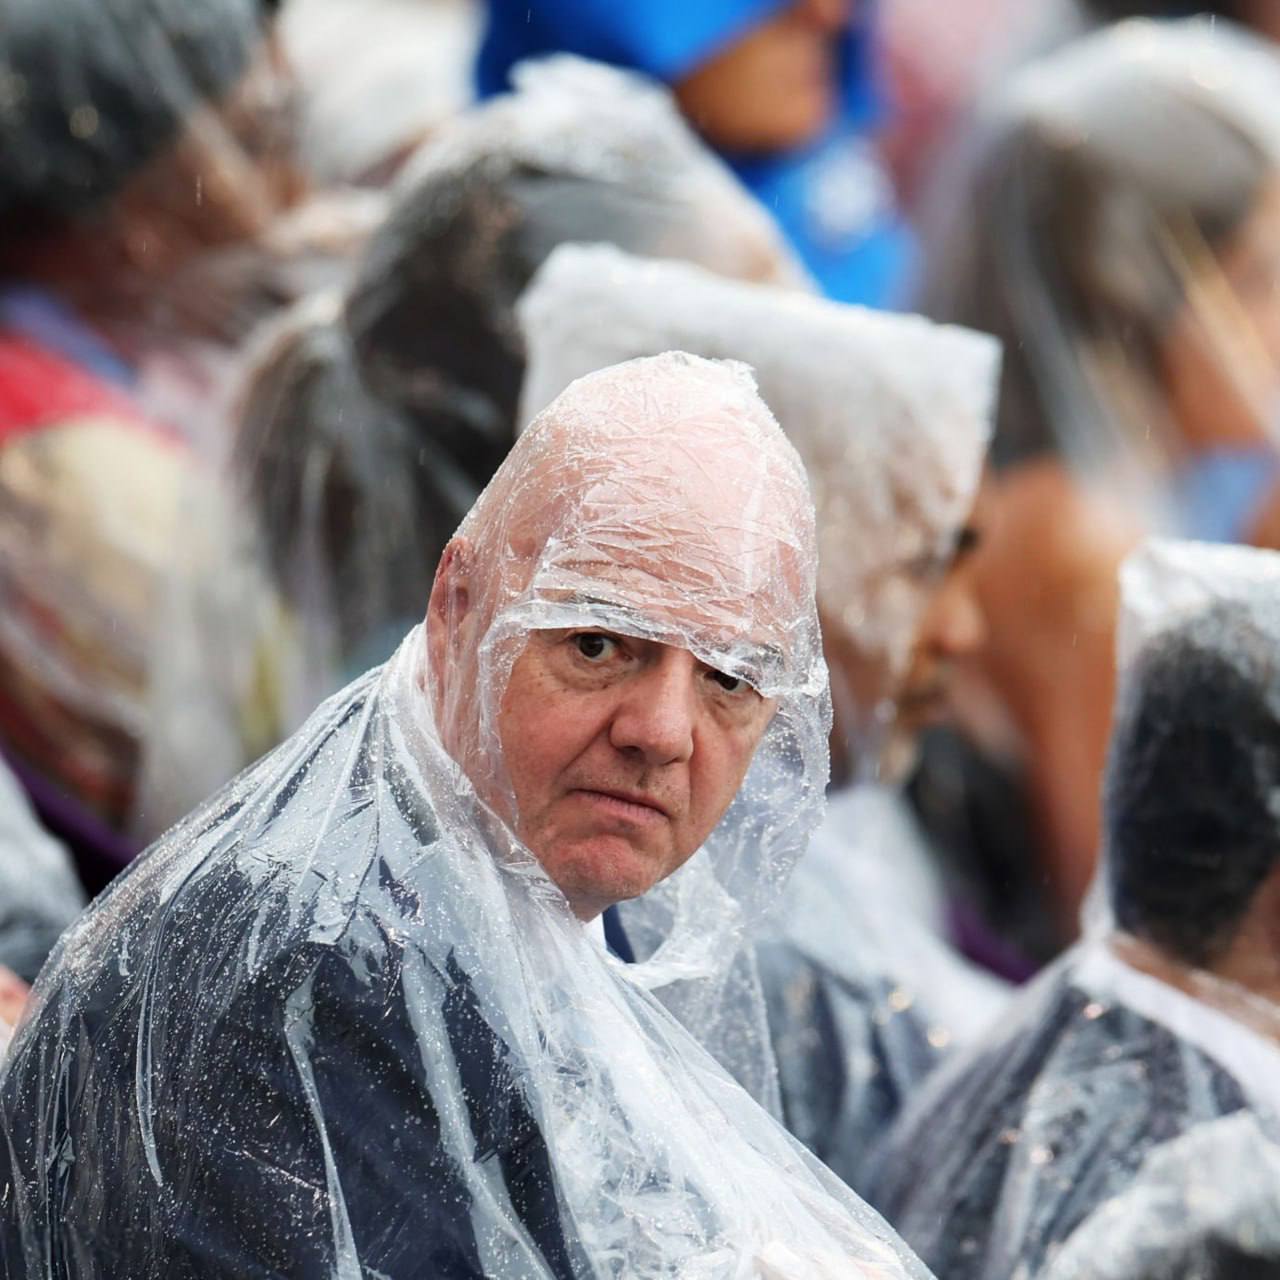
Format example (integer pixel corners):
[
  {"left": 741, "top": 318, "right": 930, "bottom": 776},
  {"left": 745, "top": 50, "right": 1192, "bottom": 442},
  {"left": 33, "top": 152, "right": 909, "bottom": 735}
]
[
  {"left": 710, "top": 669, "right": 746, "bottom": 694},
  {"left": 573, "top": 633, "right": 616, "bottom": 662}
]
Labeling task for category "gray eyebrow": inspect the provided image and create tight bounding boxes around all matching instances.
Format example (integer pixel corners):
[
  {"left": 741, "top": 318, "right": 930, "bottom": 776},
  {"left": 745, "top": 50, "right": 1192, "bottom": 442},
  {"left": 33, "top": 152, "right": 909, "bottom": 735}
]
[{"left": 557, "top": 594, "right": 789, "bottom": 680}]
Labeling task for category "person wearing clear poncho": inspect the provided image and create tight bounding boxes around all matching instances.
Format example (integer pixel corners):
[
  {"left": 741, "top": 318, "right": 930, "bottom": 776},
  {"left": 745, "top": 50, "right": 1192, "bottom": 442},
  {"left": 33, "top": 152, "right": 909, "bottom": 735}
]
[
  {"left": 870, "top": 538, "right": 1280, "bottom": 1280},
  {"left": 0, "top": 0, "right": 376, "bottom": 883},
  {"left": 907, "top": 20, "right": 1280, "bottom": 961},
  {"left": 0, "top": 353, "right": 930, "bottom": 1279},
  {"left": 516, "top": 244, "right": 1009, "bottom": 1180}
]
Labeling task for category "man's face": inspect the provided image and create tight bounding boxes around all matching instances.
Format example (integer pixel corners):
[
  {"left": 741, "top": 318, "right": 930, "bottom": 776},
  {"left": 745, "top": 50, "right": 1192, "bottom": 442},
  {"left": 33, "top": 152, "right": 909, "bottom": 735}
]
[
  {"left": 891, "top": 519, "right": 986, "bottom": 745},
  {"left": 496, "top": 627, "right": 776, "bottom": 920},
  {"left": 825, "top": 484, "right": 989, "bottom": 781},
  {"left": 674, "top": 0, "right": 852, "bottom": 154}
]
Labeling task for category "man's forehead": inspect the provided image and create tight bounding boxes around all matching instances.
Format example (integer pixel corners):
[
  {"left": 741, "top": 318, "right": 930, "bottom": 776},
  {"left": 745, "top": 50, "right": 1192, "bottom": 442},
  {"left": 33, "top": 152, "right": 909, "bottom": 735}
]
[{"left": 520, "top": 582, "right": 792, "bottom": 680}]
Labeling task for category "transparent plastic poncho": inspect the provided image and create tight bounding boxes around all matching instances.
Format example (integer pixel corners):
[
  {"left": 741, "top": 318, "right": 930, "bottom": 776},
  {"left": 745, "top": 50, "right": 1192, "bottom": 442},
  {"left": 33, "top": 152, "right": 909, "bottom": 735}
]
[
  {"left": 871, "top": 537, "right": 1280, "bottom": 1280},
  {"left": 1042, "top": 1110, "right": 1280, "bottom": 1280},
  {"left": 0, "top": 353, "right": 931, "bottom": 1280},
  {"left": 921, "top": 17, "right": 1280, "bottom": 540},
  {"left": 517, "top": 244, "right": 1004, "bottom": 1148}
]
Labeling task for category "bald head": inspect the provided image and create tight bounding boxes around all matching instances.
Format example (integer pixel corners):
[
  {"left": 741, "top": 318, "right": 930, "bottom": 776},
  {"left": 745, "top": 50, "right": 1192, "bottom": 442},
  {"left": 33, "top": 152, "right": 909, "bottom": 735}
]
[
  {"left": 473, "top": 354, "right": 811, "bottom": 638},
  {"left": 425, "top": 353, "right": 822, "bottom": 894}
]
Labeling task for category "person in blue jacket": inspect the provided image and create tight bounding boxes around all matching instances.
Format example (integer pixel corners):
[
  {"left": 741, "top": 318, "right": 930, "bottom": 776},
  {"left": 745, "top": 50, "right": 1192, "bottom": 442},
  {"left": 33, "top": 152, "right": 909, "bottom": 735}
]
[{"left": 474, "top": 0, "right": 913, "bottom": 305}]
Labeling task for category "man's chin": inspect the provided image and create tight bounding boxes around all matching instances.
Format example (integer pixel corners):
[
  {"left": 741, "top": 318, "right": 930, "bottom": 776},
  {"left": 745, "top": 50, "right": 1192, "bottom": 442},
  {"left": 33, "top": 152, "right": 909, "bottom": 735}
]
[
  {"left": 544, "top": 834, "right": 677, "bottom": 917},
  {"left": 874, "top": 724, "right": 922, "bottom": 787}
]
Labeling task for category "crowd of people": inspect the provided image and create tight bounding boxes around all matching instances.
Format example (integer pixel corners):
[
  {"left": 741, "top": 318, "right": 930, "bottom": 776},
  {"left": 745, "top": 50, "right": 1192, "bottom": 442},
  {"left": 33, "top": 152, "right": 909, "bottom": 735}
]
[{"left": 1, "top": 0, "right": 1279, "bottom": 1276}]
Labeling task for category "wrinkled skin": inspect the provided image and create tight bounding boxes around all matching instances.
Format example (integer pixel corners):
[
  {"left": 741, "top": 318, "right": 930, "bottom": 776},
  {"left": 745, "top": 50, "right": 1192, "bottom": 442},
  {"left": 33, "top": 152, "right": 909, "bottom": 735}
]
[
  {"left": 427, "top": 354, "right": 812, "bottom": 922},
  {"left": 497, "top": 629, "right": 775, "bottom": 919}
]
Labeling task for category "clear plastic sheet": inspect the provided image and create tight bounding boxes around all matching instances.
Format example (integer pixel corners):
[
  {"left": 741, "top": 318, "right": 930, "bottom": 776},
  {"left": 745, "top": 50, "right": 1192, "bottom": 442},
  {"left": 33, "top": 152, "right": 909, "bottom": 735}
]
[
  {"left": 517, "top": 243, "right": 1004, "bottom": 1143},
  {"left": 0, "top": 756, "right": 83, "bottom": 985},
  {"left": 871, "top": 537, "right": 1280, "bottom": 1280},
  {"left": 231, "top": 56, "right": 808, "bottom": 720},
  {"left": 1042, "top": 1111, "right": 1280, "bottom": 1280},
  {"left": 919, "top": 18, "right": 1280, "bottom": 540},
  {"left": 0, "top": 354, "right": 930, "bottom": 1279}
]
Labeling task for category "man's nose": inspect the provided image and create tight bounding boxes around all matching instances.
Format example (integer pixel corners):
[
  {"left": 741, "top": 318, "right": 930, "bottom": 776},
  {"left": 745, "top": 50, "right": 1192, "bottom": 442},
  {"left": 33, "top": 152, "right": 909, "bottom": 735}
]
[
  {"left": 933, "top": 582, "right": 988, "bottom": 660},
  {"left": 798, "top": 0, "right": 851, "bottom": 32},
  {"left": 608, "top": 653, "right": 697, "bottom": 767}
]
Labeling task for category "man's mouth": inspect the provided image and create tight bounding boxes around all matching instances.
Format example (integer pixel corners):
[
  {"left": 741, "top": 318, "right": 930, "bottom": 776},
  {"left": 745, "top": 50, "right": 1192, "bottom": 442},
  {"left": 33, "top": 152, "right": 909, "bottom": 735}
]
[
  {"left": 895, "top": 683, "right": 949, "bottom": 722},
  {"left": 571, "top": 788, "right": 671, "bottom": 822}
]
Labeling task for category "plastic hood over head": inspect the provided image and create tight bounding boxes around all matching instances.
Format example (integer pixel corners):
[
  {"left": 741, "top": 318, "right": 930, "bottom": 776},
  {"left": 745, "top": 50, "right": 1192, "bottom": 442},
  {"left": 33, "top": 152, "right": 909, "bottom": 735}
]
[
  {"left": 1113, "top": 535, "right": 1280, "bottom": 676},
  {"left": 923, "top": 18, "right": 1280, "bottom": 532},
  {"left": 438, "top": 351, "right": 831, "bottom": 1003},
  {"left": 1100, "top": 538, "right": 1280, "bottom": 970},
  {"left": 518, "top": 243, "right": 998, "bottom": 763},
  {"left": 0, "top": 353, "right": 939, "bottom": 1278}
]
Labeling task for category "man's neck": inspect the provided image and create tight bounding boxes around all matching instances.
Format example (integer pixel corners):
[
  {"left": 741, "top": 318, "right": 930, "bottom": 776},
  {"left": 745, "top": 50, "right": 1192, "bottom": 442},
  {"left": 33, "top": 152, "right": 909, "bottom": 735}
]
[{"left": 1111, "top": 932, "right": 1280, "bottom": 1048}]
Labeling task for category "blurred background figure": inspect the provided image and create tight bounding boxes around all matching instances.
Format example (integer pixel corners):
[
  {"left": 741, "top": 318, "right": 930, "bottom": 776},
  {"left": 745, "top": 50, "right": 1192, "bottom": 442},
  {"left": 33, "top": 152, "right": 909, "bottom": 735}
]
[
  {"left": 0, "top": 0, "right": 323, "bottom": 452},
  {"left": 910, "top": 18, "right": 1280, "bottom": 966},
  {"left": 280, "top": 0, "right": 479, "bottom": 185},
  {"left": 1041, "top": 1112, "right": 1280, "bottom": 1280},
  {"left": 0, "top": 756, "right": 82, "bottom": 987},
  {"left": 227, "top": 57, "right": 805, "bottom": 735},
  {"left": 516, "top": 242, "right": 1007, "bottom": 1178},
  {"left": 473, "top": 0, "right": 913, "bottom": 304},
  {"left": 874, "top": 539, "right": 1280, "bottom": 1280},
  {"left": 0, "top": 0, "right": 318, "bottom": 889}
]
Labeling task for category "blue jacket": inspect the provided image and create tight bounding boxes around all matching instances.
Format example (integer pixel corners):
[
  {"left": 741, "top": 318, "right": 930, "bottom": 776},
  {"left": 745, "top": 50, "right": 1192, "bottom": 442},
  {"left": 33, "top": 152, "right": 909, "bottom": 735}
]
[{"left": 475, "top": 0, "right": 913, "bottom": 305}]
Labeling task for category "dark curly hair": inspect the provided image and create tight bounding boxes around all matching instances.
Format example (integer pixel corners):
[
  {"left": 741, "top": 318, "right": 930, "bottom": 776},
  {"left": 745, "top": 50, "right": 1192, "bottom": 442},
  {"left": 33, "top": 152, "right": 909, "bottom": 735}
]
[{"left": 1105, "top": 602, "right": 1280, "bottom": 967}]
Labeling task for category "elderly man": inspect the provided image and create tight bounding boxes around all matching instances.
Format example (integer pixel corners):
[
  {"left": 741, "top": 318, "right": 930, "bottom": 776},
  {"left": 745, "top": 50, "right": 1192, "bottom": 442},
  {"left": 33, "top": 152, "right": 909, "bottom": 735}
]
[
  {"left": 872, "top": 539, "right": 1280, "bottom": 1280},
  {"left": 0, "top": 354, "right": 928, "bottom": 1279},
  {"left": 517, "top": 244, "right": 1006, "bottom": 1180}
]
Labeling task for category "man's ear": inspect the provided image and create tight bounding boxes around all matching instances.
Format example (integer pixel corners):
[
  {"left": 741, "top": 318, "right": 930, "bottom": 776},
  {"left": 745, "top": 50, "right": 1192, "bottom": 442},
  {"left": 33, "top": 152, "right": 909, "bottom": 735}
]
[{"left": 425, "top": 537, "right": 472, "bottom": 686}]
